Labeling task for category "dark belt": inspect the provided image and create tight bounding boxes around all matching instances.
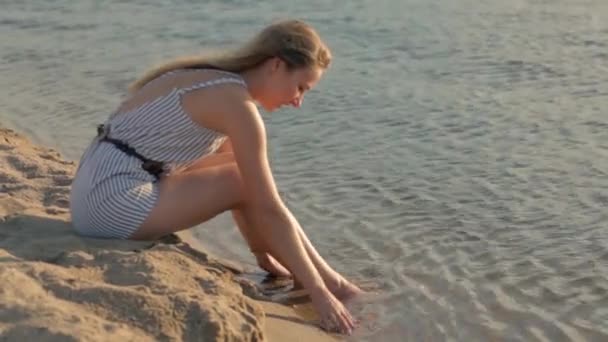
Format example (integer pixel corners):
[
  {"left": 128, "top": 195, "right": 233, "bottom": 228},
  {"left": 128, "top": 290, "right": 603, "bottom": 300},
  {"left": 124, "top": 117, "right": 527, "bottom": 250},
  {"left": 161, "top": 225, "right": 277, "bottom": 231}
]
[{"left": 96, "top": 124, "right": 164, "bottom": 180}]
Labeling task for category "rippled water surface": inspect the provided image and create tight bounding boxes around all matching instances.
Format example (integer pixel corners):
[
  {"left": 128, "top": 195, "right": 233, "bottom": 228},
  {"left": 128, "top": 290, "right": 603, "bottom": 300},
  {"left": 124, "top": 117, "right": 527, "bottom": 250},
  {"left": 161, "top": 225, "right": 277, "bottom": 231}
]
[{"left": 2, "top": 0, "right": 608, "bottom": 340}]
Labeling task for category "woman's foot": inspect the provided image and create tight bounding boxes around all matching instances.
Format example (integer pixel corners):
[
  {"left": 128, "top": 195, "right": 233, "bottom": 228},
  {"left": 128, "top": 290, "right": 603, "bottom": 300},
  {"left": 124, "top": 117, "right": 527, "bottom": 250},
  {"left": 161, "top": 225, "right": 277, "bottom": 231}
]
[
  {"left": 255, "top": 252, "right": 292, "bottom": 277},
  {"left": 329, "top": 278, "right": 364, "bottom": 303}
]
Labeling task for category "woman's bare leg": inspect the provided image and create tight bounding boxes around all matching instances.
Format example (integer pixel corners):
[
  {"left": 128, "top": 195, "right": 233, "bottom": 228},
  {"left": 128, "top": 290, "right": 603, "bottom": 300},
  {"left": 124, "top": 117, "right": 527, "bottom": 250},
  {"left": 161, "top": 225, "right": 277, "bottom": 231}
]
[
  {"left": 130, "top": 161, "right": 357, "bottom": 333},
  {"left": 130, "top": 163, "right": 243, "bottom": 239},
  {"left": 177, "top": 151, "right": 362, "bottom": 300},
  {"left": 253, "top": 210, "right": 363, "bottom": 300},
  {"left": 231, "top": 209, "right": 291, "bottom": 277},
  {"left": 174, "top": 152, "right": 290, "bottom": 276},
  {"left": 288, "top": 221, "right": 363, "bottom": 300}
]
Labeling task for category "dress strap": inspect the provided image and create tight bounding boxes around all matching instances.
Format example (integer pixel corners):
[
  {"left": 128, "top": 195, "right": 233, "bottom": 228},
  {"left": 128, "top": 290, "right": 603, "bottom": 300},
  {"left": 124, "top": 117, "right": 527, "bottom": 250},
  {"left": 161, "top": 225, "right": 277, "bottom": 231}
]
[{"left": 177, "top": 76, "right": 247, "bottom": 95}]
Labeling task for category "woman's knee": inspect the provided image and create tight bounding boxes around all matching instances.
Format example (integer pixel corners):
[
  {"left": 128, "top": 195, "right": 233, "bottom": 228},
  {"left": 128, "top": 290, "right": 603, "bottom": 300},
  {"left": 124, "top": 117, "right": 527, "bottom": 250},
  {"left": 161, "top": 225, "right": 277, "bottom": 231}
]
[
  {"left": 137, "top": 163, "right": 246, "bottom": 237},
  {"left": 188, "top": 162, "right": 245, "bottom": 207}
]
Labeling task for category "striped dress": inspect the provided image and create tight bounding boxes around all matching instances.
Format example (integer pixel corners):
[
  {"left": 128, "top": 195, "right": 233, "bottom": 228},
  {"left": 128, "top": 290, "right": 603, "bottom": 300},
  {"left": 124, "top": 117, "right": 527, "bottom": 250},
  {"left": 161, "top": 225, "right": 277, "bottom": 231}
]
[{"left": 69, "top": 69, "right": 247, "bottom": 239}]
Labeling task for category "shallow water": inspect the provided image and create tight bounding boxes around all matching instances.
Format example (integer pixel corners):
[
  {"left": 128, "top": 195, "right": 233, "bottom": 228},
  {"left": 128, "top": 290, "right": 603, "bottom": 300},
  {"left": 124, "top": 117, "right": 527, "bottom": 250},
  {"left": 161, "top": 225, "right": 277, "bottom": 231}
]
[{"left": 2, "top": 0, "right": 608, "bottom": 340}]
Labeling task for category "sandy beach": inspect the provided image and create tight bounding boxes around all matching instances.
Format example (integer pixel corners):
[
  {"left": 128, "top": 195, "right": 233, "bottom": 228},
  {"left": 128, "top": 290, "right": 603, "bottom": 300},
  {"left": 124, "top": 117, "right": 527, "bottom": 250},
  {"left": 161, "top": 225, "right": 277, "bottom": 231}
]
[{"left": 0, "top": 126, "right": 338, "bottom": 341}]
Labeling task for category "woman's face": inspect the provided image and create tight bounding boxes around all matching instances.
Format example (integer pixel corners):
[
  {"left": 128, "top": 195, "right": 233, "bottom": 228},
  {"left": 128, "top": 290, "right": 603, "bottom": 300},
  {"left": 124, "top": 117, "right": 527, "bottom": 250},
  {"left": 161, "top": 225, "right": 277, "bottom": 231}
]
[{"left": 260, "top": 59, "right": 323, "bottom": 112}]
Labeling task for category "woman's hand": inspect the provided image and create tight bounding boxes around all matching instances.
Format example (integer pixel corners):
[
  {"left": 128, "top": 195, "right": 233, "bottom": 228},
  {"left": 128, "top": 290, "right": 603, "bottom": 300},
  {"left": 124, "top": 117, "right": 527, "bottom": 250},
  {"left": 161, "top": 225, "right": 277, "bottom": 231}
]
[{"left": 310, "top": 287, "right": 357, "bottom": 335}]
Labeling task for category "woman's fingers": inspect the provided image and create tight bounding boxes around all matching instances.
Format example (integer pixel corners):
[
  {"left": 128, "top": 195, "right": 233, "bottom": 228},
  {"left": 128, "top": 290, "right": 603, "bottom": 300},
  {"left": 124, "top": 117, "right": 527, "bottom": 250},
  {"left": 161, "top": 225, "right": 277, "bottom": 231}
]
[
  {"left": 312, "top": 288, "right": 357, "bottom": 335},
  {"left": 321, "top": 314, "right": 337, "bottom": 333},
  {"left": 341, "top": 309, "right": 356, "bottom": 333},
  {"left": 322, "top": 310, "right": 354, "bottom": 335},
  {"left": 343, "top": 308, "right": 357, "bottom": 334}
]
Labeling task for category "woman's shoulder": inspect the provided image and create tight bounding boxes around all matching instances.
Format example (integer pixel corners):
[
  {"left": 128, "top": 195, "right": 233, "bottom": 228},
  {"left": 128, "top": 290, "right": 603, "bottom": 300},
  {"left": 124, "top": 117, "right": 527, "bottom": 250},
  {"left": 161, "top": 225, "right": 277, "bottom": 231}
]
[
  {"left": 179, "top": 69, "right": 249, "bottom": 102},
  {"left": 180, "top": 72, "right": 255, "bottom": 133}
]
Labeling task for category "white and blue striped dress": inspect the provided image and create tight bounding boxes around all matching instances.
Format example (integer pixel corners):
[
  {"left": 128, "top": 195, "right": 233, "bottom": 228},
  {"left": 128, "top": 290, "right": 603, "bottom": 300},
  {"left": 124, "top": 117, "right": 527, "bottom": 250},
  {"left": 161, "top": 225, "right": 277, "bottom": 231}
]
[{"left": 69, "top": 69, "right": 247, "bottom": 239}]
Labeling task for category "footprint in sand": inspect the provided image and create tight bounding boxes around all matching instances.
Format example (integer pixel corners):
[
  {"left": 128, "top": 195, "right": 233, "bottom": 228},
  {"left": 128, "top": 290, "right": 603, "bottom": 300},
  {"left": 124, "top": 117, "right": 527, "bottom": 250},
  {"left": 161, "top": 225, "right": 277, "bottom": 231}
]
[
  {"left": 43, "top": 188, "right": 70, "bottom": 208},
  {"left": 5, "top": 155, "right": 42, "bottom": 179},
  {"left": 51, "top": 175, "right": 72, "bottom": 187}
]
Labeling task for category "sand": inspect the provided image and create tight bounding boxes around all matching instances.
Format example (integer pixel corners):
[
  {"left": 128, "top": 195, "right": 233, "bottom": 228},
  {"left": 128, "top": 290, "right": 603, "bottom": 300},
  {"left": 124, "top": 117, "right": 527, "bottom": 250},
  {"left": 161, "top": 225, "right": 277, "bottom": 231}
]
[{"left": 0, "top": 127, "right": 339, "bottom": 341}]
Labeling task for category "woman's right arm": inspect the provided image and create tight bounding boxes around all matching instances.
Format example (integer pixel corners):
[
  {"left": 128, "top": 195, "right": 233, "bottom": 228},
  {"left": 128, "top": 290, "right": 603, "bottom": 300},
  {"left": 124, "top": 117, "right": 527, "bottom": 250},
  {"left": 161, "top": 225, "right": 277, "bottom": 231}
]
[
  {"left": 186, "top": 86, "right": 355, "bottom": 334},
  {"left": 225, "top": 96, "right": 327, "bottom": 292}
]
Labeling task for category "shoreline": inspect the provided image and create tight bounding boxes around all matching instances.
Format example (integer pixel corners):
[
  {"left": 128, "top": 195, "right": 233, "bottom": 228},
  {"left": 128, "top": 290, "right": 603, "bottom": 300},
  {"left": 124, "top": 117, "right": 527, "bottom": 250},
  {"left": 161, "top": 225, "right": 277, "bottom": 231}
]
[{"left": 0, "top": 126, "right": 338, "bottom": 341}]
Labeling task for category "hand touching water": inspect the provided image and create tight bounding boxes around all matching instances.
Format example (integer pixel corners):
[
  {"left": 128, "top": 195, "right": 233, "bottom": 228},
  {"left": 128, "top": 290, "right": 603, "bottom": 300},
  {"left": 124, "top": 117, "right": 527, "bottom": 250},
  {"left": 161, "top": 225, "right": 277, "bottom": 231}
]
[{"left": 310, "top": 287, "right": 357, "bottom": 335}]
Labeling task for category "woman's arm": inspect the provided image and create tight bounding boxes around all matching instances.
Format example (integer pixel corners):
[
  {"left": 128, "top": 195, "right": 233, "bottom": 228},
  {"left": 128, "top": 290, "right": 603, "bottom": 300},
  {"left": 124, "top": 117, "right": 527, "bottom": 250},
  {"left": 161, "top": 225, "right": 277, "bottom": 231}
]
[
  {"left": 184, "top": 85, "right": 355, "bottom": 334},
  {"left": 224, "top": 97, "right": 326, "bottom": 291}
]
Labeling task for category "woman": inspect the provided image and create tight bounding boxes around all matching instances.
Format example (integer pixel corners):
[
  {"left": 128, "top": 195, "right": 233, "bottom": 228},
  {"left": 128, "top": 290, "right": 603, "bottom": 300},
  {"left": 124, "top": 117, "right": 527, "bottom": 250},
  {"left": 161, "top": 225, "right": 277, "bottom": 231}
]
[{"left": 69, "top": 19, "right": 362, "bottom": 334}]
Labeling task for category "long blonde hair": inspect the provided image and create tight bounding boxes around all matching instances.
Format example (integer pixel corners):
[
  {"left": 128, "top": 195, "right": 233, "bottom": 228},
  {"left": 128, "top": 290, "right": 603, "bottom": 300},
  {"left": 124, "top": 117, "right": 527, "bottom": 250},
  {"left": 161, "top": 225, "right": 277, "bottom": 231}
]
[{"left": 128, "top": 19, "right": 332, "bottom": 93}]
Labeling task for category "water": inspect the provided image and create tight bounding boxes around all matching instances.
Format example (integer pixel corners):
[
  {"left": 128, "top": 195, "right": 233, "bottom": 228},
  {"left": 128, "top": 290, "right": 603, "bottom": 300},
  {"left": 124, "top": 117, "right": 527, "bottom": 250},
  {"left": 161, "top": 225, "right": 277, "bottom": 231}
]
[{"left": 2, "top": 0, "right": 608, "bottom": 340}]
